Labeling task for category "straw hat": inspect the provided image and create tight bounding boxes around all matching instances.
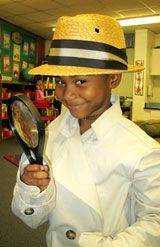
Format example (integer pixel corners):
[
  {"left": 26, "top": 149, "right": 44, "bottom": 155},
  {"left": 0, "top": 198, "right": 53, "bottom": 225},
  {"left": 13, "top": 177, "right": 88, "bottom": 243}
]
[{"left": 30, "top": 14, "right": 144, "bottom": 76}]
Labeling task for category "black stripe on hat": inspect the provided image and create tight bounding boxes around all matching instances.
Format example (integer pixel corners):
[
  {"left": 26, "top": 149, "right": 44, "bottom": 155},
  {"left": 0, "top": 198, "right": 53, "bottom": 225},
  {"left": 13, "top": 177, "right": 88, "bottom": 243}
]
[
  {"left": 51, "top": 39, "right": 128, "bottom": 62},
  {"left": 48, "top": 56, "right": 128, "bottom": 70}
]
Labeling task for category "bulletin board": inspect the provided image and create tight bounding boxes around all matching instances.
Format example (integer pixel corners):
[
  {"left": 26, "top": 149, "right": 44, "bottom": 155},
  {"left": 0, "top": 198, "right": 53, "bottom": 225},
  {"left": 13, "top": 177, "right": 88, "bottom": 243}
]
[{"left": 0, "top": 20, "right": 37, "bottom": 82}]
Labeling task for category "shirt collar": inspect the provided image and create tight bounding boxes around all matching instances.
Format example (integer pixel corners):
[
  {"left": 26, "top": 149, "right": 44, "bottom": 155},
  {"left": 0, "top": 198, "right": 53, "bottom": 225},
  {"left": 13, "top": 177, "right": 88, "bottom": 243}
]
[
  {"left": 58, "top": 93, "right": 122, "bottom": 139},
  {"left": 91, "top": 94, "right": 122, "bottom": 140},
  {"left": 58, "top": 110, "right": 80, "bottom": 137}
]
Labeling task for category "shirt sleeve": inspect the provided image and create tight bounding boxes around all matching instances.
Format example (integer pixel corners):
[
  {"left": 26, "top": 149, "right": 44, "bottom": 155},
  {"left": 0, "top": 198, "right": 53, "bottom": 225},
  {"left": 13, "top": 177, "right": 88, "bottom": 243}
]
[
  {"left": 11, "top": 155, "right": 56, "bottom": 229},
  {"left": 79, "top": 150, "right": 160, "bottom": 247}
]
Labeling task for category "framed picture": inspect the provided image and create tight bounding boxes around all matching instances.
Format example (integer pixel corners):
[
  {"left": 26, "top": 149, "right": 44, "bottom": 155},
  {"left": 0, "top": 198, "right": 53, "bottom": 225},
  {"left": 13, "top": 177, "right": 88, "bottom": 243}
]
[
  {"left": 23, "top": 41, "right": 29, "bottom": 56},
  {"left": 135, "top": 60, "right": 144, "bottom": 96},
  {"left": 30, "top": 40, "right": 35, "bottom": 55},
  {"left": 13, "top": 44, "right": 20, "bottom": 61},
  {"left": 2, "top": 55, "right": 10, "bottom": 72},
  {"left": 3, "top": 32, "right": 10, "bottom": 49},
  {"left": 12, "top": 61, "right": 20, "bottom": 79}
]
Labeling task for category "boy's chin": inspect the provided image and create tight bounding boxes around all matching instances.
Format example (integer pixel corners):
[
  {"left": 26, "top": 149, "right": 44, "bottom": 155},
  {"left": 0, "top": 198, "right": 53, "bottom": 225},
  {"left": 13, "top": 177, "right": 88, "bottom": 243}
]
[{"left": 69, "top": 111, "right": 85, "bottom": 119}]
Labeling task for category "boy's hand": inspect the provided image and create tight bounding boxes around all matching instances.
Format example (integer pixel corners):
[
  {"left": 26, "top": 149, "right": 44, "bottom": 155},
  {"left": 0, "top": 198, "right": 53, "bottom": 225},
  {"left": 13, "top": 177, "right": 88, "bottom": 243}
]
[{"left": 21, "top": 164, "right": 50, "bottom": 192}]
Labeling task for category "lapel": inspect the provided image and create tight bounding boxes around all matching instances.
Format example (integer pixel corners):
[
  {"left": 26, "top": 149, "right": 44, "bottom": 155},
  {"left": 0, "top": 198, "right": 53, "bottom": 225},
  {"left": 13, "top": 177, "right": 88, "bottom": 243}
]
[{"left": 53, "top": 130, "right": 102, "bottom": 218}]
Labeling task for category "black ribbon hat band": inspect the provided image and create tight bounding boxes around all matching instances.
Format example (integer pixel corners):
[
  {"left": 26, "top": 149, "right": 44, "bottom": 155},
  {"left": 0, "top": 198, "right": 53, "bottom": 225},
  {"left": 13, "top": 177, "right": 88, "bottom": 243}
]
[{"left": 48, "top": 40, "right": 128, "bottom": 70}]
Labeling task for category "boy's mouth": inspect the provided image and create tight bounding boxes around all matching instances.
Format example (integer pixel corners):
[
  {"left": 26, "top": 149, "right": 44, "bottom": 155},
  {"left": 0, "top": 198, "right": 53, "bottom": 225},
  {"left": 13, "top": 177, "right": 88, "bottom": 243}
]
[{"left": 66, "top": 103, "right": 82, "bottom": 110}]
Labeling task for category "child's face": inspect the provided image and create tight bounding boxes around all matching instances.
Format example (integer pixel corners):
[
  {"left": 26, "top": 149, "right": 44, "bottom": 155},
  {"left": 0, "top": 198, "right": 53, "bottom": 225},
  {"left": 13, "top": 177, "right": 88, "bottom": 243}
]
[
  {"left": 39, "top": 83, "right": 44, "bottom": 90},
  {"left": 55, "top": 74, "right": 120, "bottom": 119}
]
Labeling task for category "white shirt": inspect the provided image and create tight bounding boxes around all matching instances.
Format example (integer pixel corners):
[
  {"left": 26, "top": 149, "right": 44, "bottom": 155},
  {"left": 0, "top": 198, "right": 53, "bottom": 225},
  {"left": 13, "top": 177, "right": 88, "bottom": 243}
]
[{"left": 12, "top": 94, "right": 160, "bottom": 247}]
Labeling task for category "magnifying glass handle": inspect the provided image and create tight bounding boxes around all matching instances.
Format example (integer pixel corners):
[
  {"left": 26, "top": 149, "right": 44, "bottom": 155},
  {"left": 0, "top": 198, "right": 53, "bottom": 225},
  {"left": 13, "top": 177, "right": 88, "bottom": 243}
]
[{"left": 21, "top": 144, "right": 43, "bottom": 164}]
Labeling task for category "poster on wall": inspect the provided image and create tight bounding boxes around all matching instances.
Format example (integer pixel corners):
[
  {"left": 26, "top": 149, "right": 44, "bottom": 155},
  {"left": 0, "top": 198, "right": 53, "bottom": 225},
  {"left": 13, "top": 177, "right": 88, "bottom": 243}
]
[
  {"left": 22, "top": 60, "right": 28, "bottom": 69},
  {"left": 2, "top": 55, "right": 10, "bottom": 72},
  {"left": 12, "top": 61, "right": 20, "bottom": 79},
  {"left": 23, "top": 41, "right": 29, "bottom": 56},
  {"left": 29, "top": 40, "right": 35, "bottom": 59},
  {"left": 30, "top": 40, "right": 35, "bottom": 54},
  {"left": 3, "top": 32, "right": 10, "bottom": 49},
  {"left": 13, "top": 44, "right": 20, "bottom": 61},
  {"left": 135, "top": 60, "right": 144, "bottom": 96}
]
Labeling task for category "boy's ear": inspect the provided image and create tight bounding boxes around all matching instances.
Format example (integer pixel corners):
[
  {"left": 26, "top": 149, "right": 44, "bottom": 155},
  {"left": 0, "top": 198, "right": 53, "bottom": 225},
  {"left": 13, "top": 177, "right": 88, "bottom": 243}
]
[{"left": 110, "top": 74, "right": 122, "bottom": 89}]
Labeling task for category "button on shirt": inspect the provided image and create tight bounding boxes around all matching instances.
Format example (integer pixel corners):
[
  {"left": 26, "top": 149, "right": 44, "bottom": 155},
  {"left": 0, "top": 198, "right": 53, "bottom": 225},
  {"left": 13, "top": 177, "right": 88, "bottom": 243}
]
[
  {"left": 66, "top": 230, "right": 76, "bottom": 240},
  {"left": 24, "top": 207, "right": 34, "bottom": 215}
]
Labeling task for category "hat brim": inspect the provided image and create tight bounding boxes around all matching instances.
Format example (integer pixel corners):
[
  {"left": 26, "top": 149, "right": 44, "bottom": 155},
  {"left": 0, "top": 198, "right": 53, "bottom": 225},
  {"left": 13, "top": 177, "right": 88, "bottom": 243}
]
[{"left": 29, "top": 63, "right": 144, "bottom": 76}]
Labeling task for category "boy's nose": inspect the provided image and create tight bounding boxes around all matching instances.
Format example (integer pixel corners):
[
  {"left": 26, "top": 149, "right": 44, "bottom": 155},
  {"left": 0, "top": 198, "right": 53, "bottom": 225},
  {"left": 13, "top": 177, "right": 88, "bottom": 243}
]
[{"left": 63, "top": 85, "right": 77, "bottom": 100}]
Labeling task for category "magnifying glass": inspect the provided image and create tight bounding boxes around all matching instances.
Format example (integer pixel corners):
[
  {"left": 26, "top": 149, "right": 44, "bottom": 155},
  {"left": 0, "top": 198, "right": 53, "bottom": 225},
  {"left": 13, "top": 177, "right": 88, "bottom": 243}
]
[{"left": 8, "top": 94, "right": 45, "bottom": 164}]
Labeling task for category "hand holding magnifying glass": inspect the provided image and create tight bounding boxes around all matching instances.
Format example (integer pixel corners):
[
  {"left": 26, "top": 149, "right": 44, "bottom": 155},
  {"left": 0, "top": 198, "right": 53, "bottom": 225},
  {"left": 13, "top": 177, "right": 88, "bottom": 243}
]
[{"left": 8, "top": 94, "right": 50, "bottom": 191}]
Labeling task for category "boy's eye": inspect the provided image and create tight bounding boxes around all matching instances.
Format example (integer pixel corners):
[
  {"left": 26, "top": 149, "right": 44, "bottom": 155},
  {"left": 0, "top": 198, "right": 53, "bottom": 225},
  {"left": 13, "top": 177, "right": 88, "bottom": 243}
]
[
  {"left": 76, "top": 79, "right": 86, "bottom": 85},
  {"left": 55, "top": 79, "right": 64, "bottom": 85}
]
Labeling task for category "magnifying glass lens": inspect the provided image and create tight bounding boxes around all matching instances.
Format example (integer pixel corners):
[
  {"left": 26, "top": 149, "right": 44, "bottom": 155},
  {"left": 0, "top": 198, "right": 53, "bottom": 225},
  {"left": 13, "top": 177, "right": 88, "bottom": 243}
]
[
  {"left": 8, "top": 94, "right": 45, "bottom": 164},
  {"left": 11, "top": 101, "right": 39, "bottom": 148}
]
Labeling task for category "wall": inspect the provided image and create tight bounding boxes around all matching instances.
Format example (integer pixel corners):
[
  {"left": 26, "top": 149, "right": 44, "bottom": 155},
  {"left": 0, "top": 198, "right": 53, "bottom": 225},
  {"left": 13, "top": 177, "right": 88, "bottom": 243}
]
[
  {"left": 155, "top": 34, "right": 160, "bottom": 47},
  {"left": 45, "top": 40, "right": 52, "bottom": 56},
  {"left": 152, "top": 77, "right": 160, "bottom": 102},
  {"left": 149, "top": 33, "right": 160, "bottom": 104},
  {"left": 113, "top": 48, "right": 134, "bottom": 97},
  {"left": 132, "top": 29, "right": 160, "bottom": 121},
  {"left": 114, "top": 31, "right": 160, "bottom": 121}
]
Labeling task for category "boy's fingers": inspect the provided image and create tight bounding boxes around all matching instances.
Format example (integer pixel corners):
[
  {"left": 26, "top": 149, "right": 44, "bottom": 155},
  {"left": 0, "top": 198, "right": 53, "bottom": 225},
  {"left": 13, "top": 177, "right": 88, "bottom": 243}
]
[
  {"left": 36, "top": 178, "right": 50, "bottom": 188},
  {"left": 33, "top": 171, "right": 49, "bottom": 179},
  {"left": 21, "top": 164, "right": 50, "bottom": 191},
  {"left": 22, "top": 177, "right": 50, "bottom": 189},
  {"left": 24, "top": 164, "right": 49, "bottom": 172}
]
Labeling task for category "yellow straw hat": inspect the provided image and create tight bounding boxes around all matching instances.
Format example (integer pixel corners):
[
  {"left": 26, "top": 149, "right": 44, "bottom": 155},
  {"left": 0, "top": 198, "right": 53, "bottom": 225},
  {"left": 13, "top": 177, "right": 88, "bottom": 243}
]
[{"left": 30, "top": 14, "right": 144, "bottom": 76}]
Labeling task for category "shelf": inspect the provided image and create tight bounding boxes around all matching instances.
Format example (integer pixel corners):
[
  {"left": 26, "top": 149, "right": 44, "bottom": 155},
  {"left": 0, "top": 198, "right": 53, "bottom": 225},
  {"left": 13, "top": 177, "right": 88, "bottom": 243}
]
[
  {"left": 0, "top": 81, "right": 34, "bottom": 86},
  {"left": 0, "top": 80, "right": 59, "bottom": 141},
  {"left": 150, "top": 48, "right": 160, "bottom": 76},
  {"left": 145, "top": 102, "right": 160, "bottom": 110},
  {"left": 41, "top": 116, "right": 56, "bottom": 121},
  {"left": 2, "top": 115, "right": 8, "bottom": 120},
  {"left": 1, "top": 134, "right": 13, "bottom": 141},
  {"left": 0, "top": 81, "right": 36, "bottom": 142}
]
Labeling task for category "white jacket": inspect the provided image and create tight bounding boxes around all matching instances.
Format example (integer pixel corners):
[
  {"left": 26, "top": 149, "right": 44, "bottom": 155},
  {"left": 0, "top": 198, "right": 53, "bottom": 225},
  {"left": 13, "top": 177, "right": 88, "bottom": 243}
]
[{"left": 12, "top": 94, "right": 160, "bottom": 246}]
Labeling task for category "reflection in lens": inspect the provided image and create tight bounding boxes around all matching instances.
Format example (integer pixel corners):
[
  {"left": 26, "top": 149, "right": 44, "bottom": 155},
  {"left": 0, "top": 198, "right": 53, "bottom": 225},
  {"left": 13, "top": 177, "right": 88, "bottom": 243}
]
[{"left": 11, "top": 101, "right": 38, "bottom": 148}]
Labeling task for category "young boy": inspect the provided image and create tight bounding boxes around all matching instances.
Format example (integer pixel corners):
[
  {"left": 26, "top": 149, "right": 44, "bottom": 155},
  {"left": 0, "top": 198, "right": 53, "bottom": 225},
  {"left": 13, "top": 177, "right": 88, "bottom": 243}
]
[{"left": 12, "top": 14, "right": 160, "bottom": 246}]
